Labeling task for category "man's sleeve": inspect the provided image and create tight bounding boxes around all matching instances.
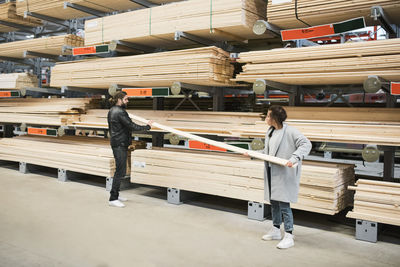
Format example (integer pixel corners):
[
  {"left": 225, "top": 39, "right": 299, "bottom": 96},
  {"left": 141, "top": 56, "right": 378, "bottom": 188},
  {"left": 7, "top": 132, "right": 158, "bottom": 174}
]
[{"left": 119, "top": 111, "right": 151, "bottom": 132}]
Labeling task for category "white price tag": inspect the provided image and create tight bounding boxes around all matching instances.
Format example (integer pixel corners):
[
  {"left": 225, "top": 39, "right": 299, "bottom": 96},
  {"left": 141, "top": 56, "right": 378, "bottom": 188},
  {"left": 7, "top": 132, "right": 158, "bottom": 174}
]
[
  {"left": 272, "top": 0, "right": 292, "bottom": 4},
  {"left": 133, "top": 161, "right": 146, "bottom": 168}
]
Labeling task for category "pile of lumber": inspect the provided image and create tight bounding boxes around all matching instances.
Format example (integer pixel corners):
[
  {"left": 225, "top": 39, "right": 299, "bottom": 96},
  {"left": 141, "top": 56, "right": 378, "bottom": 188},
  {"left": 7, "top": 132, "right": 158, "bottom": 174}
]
[
  {"left": 266, "top": 0, "right": 400, "bottom": 29},
  {"left": 234, "top": 38, "right": 400, "bottom": 85},
  {"left": 131, "top": 148, "right": 355, "bottom": 215},
  {"left": 64, "top": 108, "right": 400, "bottom": 146},
  {"left": 0, "top": 135, "right": 146, "bottom": 177},
  {"left": 0, "top": 34, "right": 84, "bottom": 59},
  {"left": 0, "top": 73, "right": 38, "bottom": 90},
  {"left": 16, "top": 0, "right": 182, "bottom": 20},
  {"left": 84, "top": 0, "right": 270, "bottom": 47},
  {"left": 347, "top": 179, "right": 400, "bottom": 226},
  {"left": 50, "top": 47, "right": 236, "bottom": 88},
  {"left": 0, "top": 2, "right": 41, "bottom": 32},
  {"left": 0, "top": 98, "right": 98, "bottom": 126}
]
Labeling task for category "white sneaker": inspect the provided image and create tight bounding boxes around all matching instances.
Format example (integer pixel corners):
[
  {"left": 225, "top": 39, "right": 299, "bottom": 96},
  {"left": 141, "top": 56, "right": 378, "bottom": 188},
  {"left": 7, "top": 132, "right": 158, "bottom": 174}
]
[
  {"left": 118, "top": 196, "right": 128, "bottom": 202},
  {"left": 109, "top": 200, "right": 125, "bottom": 208},
  {"left": 277, "top": 232, "right": 294, "bottom": 249},
  {"left": 262, "top": 226, "right": 282, "bottom": 241}
]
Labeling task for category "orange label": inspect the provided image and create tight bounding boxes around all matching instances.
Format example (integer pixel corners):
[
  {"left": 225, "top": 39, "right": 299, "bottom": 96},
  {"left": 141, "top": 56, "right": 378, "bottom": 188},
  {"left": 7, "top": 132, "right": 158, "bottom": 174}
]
[
  {"left": 73, "top": 46, "right": 96, "bottom": 56},
  {"left": 391, "top": 82, "right": 400, "bottom": 95},
  {"left": 28, "top": 128, "right": 47, "bottom": 135},
  {"left": 188, "top": 140, "right": 227, "bottom": 152},
  {"left": 123, "top": 88, "right": 152, "bottom": 97},
  {"left": 0, "top": 91, "right": 11, "bottom": 98},
  {"left": 281, "top": 24, "right": 335, "bottom": 41}
]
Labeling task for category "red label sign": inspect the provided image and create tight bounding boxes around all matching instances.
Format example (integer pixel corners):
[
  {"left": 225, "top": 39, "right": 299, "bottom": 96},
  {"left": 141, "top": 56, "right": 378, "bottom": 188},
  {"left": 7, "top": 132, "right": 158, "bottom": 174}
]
[
  {"left": 188, "top": 140, "right": 227, "bottom": 152},
  {"left": 73, "top": 46, "right": 96, "bottom": 56},
  {"left": 123, "top": 88, "right": 152, "bottom": 97},
  {"left": 391, "top": 82, "right": 400, "bottom": 95},
  {"left": 281, "top": 24, "right": 335, "bottom": 41},
  {"left": 28, "top": 128, "right": 47, "bottom": 135},
  {"left": 0, "top": 91, "right": 11, "bottom": 98}
]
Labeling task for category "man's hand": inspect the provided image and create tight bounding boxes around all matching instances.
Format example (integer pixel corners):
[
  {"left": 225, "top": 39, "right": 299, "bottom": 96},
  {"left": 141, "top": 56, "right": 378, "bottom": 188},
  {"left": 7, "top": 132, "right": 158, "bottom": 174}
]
[
  {"left": 147, "top": 120, "right": 153, "bottom": 127},
  {"left": 286, "top": 161, "right": 293, "bottom": 167},
  {"left": 243, "top": 152, "right": 249, "bottom": 157}
]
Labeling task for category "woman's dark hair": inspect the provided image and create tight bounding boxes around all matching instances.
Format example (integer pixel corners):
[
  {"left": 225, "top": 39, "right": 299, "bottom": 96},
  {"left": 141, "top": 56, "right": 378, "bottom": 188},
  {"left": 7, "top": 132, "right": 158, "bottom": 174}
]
[
  {"left": 268, "top": 105, "right": 287, "bottom": 126},
  {"left": 111, "top": 91, "right": 127, "bottom": 105}
]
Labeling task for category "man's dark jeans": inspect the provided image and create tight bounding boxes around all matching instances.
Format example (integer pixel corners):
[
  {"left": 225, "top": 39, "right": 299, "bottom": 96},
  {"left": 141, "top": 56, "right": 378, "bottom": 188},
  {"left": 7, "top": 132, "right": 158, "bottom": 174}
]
[{"left": 109, "top": 146, "right": 128, "bottom": 201}]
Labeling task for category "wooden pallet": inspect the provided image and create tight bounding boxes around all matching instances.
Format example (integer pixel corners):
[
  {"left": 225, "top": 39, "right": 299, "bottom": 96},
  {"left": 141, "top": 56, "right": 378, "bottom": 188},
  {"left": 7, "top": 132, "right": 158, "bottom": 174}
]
[{"left": 131, "top": 148, "right": 355, "bottom": 215}]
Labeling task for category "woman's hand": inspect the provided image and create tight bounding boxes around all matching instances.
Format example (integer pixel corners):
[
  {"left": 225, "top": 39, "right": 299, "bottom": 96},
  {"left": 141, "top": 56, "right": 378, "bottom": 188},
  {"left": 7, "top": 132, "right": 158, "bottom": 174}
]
[
  {"left": 243, "top": 152, "right": 249, "bottom": 157},
  {"left": 286, "top": 161, "right": 293, "bottom": 167}
]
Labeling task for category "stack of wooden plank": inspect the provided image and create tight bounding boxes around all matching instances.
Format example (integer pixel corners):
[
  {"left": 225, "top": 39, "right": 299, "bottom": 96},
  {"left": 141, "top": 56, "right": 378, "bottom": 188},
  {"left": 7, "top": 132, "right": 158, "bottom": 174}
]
[
  {"left": 234, "top": 38, "right": 400, "bottom": 85},
  {"left": 0, "top": 98, "right": 98, "bottom": 126},
  {"left": 0, "top": 73, "right": 38, "bottom": 90},
  {"left": 0, "top": 34, "right": 84, "bottom": 59},
  {"left": 0, "top": 2, "right": 41, "bottom": 32},
  {"left": 347, "top": 179, "right": 400, "bottom": 226},
  {"left": 0, "top": 135, "right": 146, "bottom": 177},
  {"left": 266, "top": 0, "right": 400, "bottom": 29},
  {"left": 84, "top": 0, "right": 270, "bottom": 47},
  {"left": 50, "top": 47, "right": 236, "bottom": 88},
  {"left": 16, "top": 0, "right": 182, "bottom": 20},
  {"left": 131, "top": 148, "right": 355, "bottom": 215},
  {"left": 63, "top": 108, "right": 400, "bottom": 146}
]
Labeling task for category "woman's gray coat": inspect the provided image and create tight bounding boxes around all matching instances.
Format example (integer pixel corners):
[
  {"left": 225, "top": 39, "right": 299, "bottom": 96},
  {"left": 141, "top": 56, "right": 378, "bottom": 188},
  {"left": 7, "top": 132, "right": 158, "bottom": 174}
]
[{"left": 264, "top": 122, "right": 312, "bottom": 203}]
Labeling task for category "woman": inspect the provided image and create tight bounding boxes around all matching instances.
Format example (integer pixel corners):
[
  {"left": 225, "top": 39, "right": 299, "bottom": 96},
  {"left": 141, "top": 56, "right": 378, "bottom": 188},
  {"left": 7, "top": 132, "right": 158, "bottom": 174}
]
[{"left": 261, "top": 105, "right": 311, "bottom": 249}]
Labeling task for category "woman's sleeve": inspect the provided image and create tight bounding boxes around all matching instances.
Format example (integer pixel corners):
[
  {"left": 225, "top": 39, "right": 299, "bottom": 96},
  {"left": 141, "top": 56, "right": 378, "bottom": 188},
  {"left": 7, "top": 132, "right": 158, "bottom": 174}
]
[{"left": 288, "top": 128, "right": 312, "bottom": 164}]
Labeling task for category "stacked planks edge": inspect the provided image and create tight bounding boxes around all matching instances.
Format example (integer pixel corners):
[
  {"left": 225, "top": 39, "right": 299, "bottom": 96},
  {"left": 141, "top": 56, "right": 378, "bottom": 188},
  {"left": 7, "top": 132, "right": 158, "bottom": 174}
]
[
  {"left": 0, "top": 73, "right": 38, "bottom": 90},
  {"left": 131, "top": 148, "right": 355, "bottom": 215},
  {"left": 0, "top": 98, "right": 99, "bottom": 126},
  {"left": 0, "top": 2, "right": 41, "bottom": 32},
  {"left": 65, "top": 108, "right": 400, "bottom": 146},
  {"left": 347, "top": 179, "right": 400, "bottom": 226},
  {"left": 84, "top": 0, "right": 270, "bottom": 47},
  {"left": 50, "top": 46, "right": 236, "bottom": 88},
  {"left": 16, "top": 0, "right": 183, "bottom": 20},
  {"left": 266, "top": 0, "right": 400, "bottom": 29},
  {"left": 234, "top": 38, "right": 400, "bottom": 85},
  {"left": 0, "top": 34, "right": 84, "bottom": 59},
  {"left": 0, "top": 135, "right": 146, "bottom": 177}
]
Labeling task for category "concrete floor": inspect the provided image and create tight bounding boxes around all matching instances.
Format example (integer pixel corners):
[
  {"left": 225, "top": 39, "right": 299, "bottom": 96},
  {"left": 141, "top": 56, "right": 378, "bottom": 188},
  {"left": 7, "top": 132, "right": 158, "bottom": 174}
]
[{"left": 0, "top": 161, "right": 399, "bottom": 267}]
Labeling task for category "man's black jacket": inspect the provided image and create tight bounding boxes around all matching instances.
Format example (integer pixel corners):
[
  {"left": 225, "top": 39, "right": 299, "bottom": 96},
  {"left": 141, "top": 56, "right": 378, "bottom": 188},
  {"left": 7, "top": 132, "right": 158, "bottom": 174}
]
[{"left": 107, "top": 105, "right": 150, "bottom": 147}]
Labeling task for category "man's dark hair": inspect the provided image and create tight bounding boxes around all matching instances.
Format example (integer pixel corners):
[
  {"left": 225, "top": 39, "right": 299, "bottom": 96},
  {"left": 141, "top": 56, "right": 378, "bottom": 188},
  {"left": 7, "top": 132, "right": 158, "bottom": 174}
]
[
  {"left": 268, "top": 105, "right": 287, "bottom": 126},
  {"left": 111, "top": 91, "right": 127, "bottom": 105}
]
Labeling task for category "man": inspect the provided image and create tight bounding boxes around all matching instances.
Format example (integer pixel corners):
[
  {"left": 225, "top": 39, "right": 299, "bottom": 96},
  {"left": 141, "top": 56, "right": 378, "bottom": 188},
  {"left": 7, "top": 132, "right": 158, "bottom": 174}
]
[{"left": 107, "top": 91, "right": 152, "bottom": 207}]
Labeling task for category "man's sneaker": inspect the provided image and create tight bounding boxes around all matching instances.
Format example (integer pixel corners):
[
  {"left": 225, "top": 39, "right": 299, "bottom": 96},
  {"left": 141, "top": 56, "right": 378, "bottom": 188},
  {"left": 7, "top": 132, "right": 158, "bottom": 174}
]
[
  {"left": 118, "top": 196, "right": 128, "bottom": 202},
  {"left": 109, "top": 200, "right": 125, "bottom": 208},
  {"left": 262, "top": 226, "right": 282, "bottom": 241},
  {"left": 277, "top": 232, "right": 294, "bottom": 249}
]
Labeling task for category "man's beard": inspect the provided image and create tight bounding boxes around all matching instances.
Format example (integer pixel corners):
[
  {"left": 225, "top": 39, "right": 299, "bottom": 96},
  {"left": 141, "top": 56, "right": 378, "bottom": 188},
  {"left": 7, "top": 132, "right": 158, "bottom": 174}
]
[{"left": 120, "top": 103, "right": 127, "bottom": 109}]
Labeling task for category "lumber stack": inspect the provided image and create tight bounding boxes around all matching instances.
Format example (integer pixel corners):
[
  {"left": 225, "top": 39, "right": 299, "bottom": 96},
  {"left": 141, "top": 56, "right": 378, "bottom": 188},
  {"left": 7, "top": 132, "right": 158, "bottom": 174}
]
[
  {"left": 0, "top": 73, "right": 38, "bottom": 90},
  {"left": 0, "top": 135, "right": 146, "bottom": 177},
  {"left": 50, "top": 47, "right": 236, "bottom": 88},
  {"left": 84, "top": 0, "right": 270, "bottom": 47},
  {"left": 64, "top": 109, "right": 400, "bottom": 146},
  {"left": 266, "top": 0, "right": 400, "bottom": 29},
  {"left": 0, "top": 34, "right": 84, "bottom": 59},
  {"left": 16, "top": 0, "right": 182, "bottom": 20},
  {"left": 0, "top": 2, "right": 41, "bottom": 32},
  {"left": 0, "top": 98, "right": 98, "bottom": 126},
  {"left": 131, "top": 148, "right": 355, "bottom": 215},
  {"left": 234, "top": 38, "right": 400, "bottom": 85},
  {"left": 347, "top": 179, "right": 400, "bottom": 226}
]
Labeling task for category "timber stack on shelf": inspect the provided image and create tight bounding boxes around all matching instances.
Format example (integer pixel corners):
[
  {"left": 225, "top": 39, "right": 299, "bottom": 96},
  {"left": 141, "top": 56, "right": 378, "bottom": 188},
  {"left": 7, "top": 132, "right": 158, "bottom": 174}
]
[
  {"left": 0, "top": 34, "right": 84, "bottom": 58},
  {"left": 131, "top": 148, "right": 355, "bottom": 215},
  {"left": 84, "top": 0, "right": 272, "bottom": 48},
  {"left": 0, "top": 73, "right": 38, "bottom": 90},
  {"left": 16, "top": 0, "right": 183, "bottom": 20},
  {"left": 0, "top": 2, "right": 42, "bottom": 32},
  {"left": 234, "top": 38, "right": 400, "bottom": 85},
  {"left": 266, "top": 0, "right": 400, "bottom": 29},
  {"left": 0, "top": 135, "right": 146, "bottom": 177},
  {"left": 0, "top": 98, "right": 98, "bottom": 126},
  {"left": 347, "top": 179, "right": 400, "bottom": 226},
  {"left": 61, "top": 108, "right": 400, "bottom": 147},
  {"left": 50, "top": 46, "right": 236, "bottom": 88}
]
